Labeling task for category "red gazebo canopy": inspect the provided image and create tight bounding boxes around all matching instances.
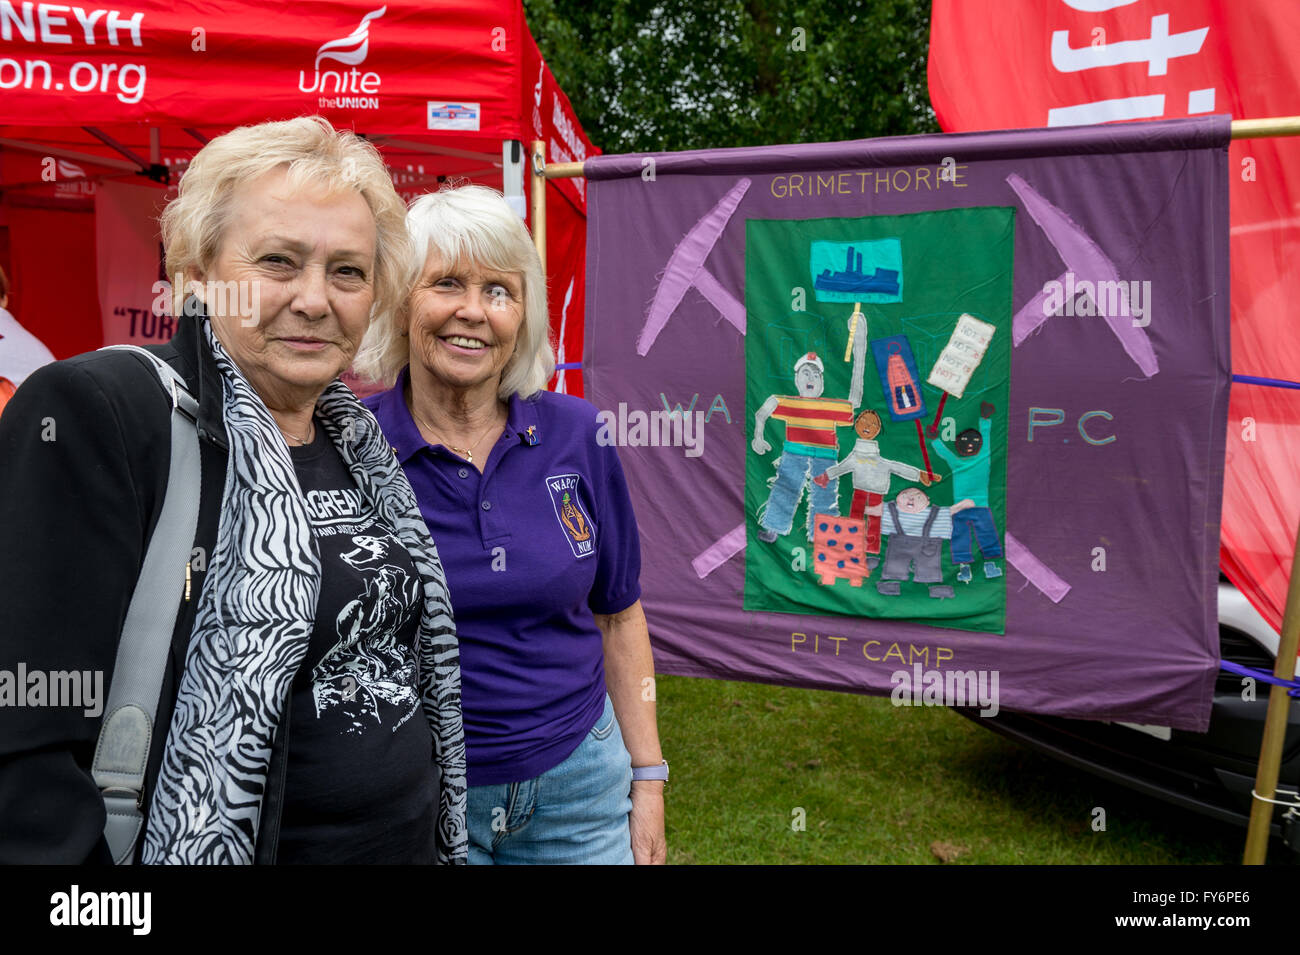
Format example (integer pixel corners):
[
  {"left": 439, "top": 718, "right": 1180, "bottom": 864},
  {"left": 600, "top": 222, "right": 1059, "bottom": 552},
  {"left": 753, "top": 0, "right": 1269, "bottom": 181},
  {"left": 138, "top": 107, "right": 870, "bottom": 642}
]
[{"left": 0, "top": 0, "right": 594, "bottom": 392}]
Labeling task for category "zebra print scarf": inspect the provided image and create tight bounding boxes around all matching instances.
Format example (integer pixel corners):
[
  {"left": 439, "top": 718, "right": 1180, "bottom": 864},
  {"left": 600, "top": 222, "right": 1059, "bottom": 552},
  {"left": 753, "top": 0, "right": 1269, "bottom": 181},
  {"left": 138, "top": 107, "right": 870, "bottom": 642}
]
[{"left": 140, "top": 319, "right": 467, "bottom": 864}]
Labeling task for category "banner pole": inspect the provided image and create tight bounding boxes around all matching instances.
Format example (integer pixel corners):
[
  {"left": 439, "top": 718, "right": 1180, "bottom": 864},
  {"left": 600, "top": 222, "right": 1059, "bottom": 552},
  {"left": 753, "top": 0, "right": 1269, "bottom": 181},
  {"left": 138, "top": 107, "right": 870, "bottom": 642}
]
[
  {"left": 1231, "top": 115, "right": 1300, "bottom": 139},
  {"left": 543, "top": 159, "right": 584, "bottom": 179},
  {"left": 539, "top": 116, "right": 1300, "bottom": 183},
  {"left": 530, "top": 140, "right": 547, "bottom": 274},
  {"left": 1243, "top": 519, "right": 1300, "bottom": 863}
]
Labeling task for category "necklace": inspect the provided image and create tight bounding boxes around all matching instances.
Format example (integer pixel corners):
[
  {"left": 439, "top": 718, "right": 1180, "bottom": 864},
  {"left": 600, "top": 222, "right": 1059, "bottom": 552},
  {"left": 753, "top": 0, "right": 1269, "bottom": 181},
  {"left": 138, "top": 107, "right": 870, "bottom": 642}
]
[
  {"left": 277, "top": 420, "right": 314, "bottom": 446},
  {"left": 411, "top": 403, "right": 503, "bottom": 465}
]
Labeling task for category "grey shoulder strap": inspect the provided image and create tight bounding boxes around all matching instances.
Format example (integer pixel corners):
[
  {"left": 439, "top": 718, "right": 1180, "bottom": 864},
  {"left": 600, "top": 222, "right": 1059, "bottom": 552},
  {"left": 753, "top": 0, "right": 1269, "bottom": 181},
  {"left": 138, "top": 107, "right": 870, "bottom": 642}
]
[
  {"left": 921, "top": 506, "right": 939, "bottom": 538},
  {"left": 91, "top": 345, "right": 201, "bottom": 864}
]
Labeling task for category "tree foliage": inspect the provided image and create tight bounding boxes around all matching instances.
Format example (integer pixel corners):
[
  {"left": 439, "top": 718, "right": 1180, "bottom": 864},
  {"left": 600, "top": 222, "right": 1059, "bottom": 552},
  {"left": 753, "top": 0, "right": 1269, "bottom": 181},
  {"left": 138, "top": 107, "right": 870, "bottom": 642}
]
[{"left": 523, "top": 0, "right": 937, "bottom": 155}]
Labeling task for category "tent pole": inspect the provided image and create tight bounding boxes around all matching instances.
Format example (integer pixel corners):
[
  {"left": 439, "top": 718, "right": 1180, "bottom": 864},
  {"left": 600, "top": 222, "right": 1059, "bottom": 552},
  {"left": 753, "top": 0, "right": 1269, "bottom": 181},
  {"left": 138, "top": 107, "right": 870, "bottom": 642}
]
[
  {"left": 81, "top": 127, "right": 149, "bottom": 169},
  {"left": 531, "top": 140, "right": 547, "bottom": 274},
  {"left": 1243, "top": 519, "right": 1300, "bottom": 863},
  {"left": 0, "top": 137, "right": 138, "bottom": 173}
]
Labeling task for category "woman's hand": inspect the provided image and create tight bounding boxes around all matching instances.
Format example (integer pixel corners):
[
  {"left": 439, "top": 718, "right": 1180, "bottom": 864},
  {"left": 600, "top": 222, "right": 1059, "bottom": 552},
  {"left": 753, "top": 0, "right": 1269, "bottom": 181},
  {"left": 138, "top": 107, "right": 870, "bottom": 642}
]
[
  {"left": 630, "top": 780, "right": 667, "bottom": 865},
  {"left": 595, "top": 600, "right": 667, "bottom": 866}
]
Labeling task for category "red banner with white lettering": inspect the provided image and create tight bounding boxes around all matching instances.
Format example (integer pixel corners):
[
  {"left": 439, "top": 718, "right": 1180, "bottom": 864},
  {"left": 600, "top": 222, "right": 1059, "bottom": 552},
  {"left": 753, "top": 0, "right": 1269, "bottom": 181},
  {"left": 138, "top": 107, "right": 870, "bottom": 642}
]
[
  {"left": 930, "top": 0, "right": 1300, "bottom": 635},
  {"left": 0, "top": 1, "right": 520, "bottom": 139}
]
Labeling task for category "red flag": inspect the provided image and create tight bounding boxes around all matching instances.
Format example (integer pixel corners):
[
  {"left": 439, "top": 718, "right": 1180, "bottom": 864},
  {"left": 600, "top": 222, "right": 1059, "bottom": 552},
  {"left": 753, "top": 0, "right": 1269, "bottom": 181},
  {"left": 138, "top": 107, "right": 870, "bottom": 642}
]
[{"left": 930, "top": 0, "right": 1300, "bottom": 635}]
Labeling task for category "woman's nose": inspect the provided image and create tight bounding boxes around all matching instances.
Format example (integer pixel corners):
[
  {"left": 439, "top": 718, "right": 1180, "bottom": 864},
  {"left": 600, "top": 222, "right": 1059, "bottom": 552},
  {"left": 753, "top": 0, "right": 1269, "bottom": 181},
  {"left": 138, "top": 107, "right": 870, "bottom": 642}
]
[
  {"left": 456, "top": 286, "right": 490, "bottom": 320},
  {"left": 292, "top": 265, "right": 330, "bottom": 319}
]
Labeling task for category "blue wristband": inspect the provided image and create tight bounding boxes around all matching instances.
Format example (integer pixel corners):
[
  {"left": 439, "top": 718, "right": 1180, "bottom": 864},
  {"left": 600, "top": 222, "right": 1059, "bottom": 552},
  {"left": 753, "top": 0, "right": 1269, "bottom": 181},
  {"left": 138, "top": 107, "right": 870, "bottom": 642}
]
[{"left": 631, "top": 760, "right": 669, "bottom": 782}]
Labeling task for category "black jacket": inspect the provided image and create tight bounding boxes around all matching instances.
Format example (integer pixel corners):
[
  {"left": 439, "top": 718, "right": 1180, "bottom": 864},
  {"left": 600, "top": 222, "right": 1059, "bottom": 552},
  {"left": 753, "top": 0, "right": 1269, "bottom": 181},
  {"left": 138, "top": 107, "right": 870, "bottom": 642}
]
[{"left": 0, "top": 317, "right": 290, "bottom": 863}]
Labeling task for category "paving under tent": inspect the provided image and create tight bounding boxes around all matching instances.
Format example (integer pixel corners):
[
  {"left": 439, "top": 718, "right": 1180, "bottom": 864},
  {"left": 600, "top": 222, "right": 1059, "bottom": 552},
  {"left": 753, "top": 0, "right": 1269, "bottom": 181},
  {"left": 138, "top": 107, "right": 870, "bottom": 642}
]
[{"left": 0, "top": 0, "right": 594, "bottom": 395}]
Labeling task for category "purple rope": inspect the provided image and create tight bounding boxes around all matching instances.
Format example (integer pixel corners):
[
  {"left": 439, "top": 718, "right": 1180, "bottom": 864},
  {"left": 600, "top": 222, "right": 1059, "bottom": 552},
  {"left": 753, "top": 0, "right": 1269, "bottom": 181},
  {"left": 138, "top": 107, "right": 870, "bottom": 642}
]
[
  {"left": 1219, "top": 660, "right": 1300, "bottom": 698},
  {"left": 1232, "top": 374, "right": 1300, "bottom": 391},
  {"left": 555, "top": 362, "right": 582, "bottom": 370}
]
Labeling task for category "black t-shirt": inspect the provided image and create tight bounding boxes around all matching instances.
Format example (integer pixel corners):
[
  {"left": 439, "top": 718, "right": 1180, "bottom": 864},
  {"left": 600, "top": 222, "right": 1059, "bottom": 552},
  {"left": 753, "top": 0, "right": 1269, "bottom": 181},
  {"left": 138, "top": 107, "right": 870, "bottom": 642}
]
[{"left": 275, "top": 422, "right": 438, "bottom": 864}]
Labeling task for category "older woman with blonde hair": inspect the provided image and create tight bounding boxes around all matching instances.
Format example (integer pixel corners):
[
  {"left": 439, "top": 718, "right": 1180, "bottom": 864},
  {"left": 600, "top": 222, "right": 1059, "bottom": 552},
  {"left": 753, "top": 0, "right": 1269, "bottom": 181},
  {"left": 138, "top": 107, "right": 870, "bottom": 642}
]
[
  {"left": 357, "top": 183, "right": 666, "bottom": 865},
  {"left": 0, "top": 116, "right": 466, "bottom": 864}
]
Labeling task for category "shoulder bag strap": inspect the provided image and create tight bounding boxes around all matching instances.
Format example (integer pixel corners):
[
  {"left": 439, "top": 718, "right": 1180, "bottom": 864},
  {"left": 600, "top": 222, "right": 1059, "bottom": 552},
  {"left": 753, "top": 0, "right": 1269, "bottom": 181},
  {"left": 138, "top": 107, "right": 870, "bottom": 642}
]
[{"left": 90, "top": 345, "right": 201, "bottom": 864}]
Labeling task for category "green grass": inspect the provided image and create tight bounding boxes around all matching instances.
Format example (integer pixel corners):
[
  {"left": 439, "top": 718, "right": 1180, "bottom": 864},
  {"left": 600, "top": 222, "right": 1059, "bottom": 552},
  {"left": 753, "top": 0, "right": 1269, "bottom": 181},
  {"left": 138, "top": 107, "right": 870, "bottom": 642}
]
[{"left": 656, "top": 674, "right": 1294, "bottom": 865}]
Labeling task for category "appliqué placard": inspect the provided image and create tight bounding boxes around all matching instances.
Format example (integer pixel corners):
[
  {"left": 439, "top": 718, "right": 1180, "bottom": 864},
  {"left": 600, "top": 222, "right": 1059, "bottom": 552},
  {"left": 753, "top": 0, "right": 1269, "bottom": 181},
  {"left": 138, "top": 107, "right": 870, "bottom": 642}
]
[{"left": 545, "top": 472, "right": 596, "bottom": 558}]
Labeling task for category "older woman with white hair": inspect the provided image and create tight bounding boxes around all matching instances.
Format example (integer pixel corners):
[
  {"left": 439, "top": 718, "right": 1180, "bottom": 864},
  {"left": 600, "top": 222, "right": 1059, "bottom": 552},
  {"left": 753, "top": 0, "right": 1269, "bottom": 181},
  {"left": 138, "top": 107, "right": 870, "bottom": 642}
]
[
  {"left": 357, "top": 184, "right": 666, "bottom": 865},
  {"left": 0, "top": 116, "right": 466, "bottom": 864}
]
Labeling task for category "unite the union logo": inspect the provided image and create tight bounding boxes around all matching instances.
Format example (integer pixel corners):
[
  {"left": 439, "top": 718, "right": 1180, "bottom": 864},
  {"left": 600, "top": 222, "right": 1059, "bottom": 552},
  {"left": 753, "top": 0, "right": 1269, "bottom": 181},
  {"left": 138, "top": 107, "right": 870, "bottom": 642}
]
[{"left": 298, "top": 6, "right": 387, "bottom": 106}]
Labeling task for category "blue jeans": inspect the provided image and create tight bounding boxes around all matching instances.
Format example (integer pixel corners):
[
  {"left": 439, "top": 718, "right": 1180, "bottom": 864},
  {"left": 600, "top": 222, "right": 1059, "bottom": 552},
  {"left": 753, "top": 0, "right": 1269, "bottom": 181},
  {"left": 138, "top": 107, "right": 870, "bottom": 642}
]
[
  {"left": 760, "top": 449, "right": 838, "bottom": 539},
  {"left": 466, "top": 694, "right": 634, "bottom": 865},
  {"left": 950, "top": 507, "right": 1002, "bottom": 563}
]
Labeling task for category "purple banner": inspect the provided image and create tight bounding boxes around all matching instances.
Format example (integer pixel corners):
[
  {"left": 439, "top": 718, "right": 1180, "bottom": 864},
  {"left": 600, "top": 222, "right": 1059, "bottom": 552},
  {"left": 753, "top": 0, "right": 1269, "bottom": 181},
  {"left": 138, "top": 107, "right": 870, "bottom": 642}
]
[{"left": 585, "top": 116, "right": 1230, "bottom": 730}]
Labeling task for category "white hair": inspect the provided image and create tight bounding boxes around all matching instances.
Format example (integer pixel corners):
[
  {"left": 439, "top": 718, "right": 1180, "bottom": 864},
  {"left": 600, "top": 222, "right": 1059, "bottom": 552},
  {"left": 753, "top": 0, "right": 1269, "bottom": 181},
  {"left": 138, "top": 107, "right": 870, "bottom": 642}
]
[{"left": 354, "top": 183, "right": 554, "bottom": 399}]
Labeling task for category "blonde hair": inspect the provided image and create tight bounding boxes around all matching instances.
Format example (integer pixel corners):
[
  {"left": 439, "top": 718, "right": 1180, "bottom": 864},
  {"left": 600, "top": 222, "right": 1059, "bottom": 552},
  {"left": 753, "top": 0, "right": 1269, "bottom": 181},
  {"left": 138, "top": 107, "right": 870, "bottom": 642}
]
[
  {"left": 353, "top": 183, "right": 554, "bottom": 399},
  {"left": 160, "top": 115, "right": 413, "bottom": 323}
]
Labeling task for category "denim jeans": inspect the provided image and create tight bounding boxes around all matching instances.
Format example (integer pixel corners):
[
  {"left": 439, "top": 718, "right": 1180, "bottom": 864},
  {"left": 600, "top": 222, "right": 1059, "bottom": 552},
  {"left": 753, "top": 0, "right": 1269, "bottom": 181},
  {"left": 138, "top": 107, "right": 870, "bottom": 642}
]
[
  {"left": 950, "top": 507, "right": 1003, "bottom": 563},
  {"left": 760, "top": 449, "right": 838, "bottom": 539},
  {"left": 466, "top": 694, "right": 634, "bottom": 865}
]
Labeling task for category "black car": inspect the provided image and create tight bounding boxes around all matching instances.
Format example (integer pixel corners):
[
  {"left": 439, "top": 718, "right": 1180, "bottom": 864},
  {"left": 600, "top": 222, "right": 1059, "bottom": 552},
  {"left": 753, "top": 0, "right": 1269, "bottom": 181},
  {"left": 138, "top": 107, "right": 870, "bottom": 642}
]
[{"left": 960, "top": 578, "right": 1300, "bottom": 854}]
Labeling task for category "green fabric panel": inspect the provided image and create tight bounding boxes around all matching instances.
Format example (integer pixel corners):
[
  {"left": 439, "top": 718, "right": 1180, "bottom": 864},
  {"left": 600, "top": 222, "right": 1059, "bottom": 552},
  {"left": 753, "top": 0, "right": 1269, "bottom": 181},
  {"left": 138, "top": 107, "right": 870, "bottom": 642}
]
[{"left": 743, "top": 207, "right": 1015, "bottom": 635}]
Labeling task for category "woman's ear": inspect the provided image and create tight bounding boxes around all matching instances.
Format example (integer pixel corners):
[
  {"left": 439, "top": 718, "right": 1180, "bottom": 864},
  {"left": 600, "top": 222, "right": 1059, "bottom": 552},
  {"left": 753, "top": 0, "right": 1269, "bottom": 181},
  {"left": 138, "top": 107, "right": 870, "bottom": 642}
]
[
  {"left": 171, "top": 265, "right": 210, "bottom": 319},
  {"left": 397, "top": 300, "right": 410, "bottom": 337},
  {"left": 183, "top": 266, "right": 206, "bottom": 305}
]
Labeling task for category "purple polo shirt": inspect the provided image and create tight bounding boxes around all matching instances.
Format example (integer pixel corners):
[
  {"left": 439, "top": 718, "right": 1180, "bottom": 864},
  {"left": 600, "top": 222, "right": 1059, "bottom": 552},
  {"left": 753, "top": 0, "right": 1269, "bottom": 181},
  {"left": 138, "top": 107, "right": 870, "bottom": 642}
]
[{"left": 364, "top": 368, "right": 642, "bottom": 786}]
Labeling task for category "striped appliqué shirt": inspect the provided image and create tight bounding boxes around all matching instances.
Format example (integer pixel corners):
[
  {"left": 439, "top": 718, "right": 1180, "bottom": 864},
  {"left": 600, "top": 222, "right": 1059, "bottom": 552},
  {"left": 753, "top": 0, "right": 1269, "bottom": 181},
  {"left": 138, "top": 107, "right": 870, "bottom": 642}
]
[
  {"left": 881, "top": 505, "right": 954, "bottom": 539},
  {"left": 771, "top": 396, "right": 854, "bottom": 449}
]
